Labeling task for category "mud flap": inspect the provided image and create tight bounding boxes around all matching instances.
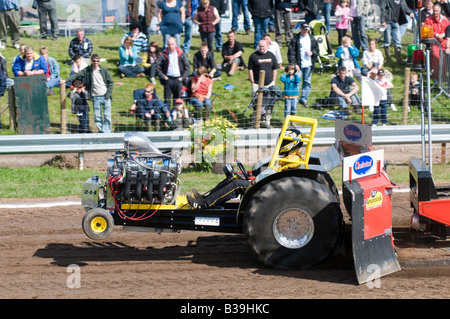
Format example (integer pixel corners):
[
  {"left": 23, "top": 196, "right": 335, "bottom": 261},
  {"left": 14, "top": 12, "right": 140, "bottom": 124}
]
[{"left": 343, "top": 176, "right": 401, "bottom": 285}]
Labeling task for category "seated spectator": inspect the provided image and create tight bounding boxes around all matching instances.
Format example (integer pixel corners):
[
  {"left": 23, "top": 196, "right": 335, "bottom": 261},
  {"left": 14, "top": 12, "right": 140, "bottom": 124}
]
[
  {"left": 130, "top": 84, "right": 169, "bottom": 131},
  {"left": 67, "top": 79, "right": 90, "bottom": 133},
  {"left": 191, "top": 66, "right": 213, "bottom": 120},
  {"left": 12, "top": 45, "right": 48, "bottom": 77},
  {"left": 171, "top": 98, "right": 191, "bottom": 129},
  {"left": 362, "top": 38, "right": 384, "bottom": 76},
  {"left": 118, "top": 36, "right": 146, "bottom": 78},
  {"left": 68, "top": 29, "right": 93, "bottom": 63},
  {"left": 120, "top": 21, "right": 149, "bottom": 58},
  {"left": 221, "top": 30, "right": 245, "bottom": 76},
  {"left": 142, "top": 41, "right": 160, "bottom": 84},
  {"left": 66, "top": 54, "right": 88, "bottom": 88},
  {"left": 39, "top": 46, "right": 61, "bottom": 95},
  {"left": 193, "top": 42, "right": 221, "bottom": 80},
  {"left": 335, "top": 35, "right": 362, "bottom": 81},
  {"left": 409, "top": 71, "right": 420, "bottom": 107},
  {"left": 329, "top": 66, "right": 361, "bottom": 114}
]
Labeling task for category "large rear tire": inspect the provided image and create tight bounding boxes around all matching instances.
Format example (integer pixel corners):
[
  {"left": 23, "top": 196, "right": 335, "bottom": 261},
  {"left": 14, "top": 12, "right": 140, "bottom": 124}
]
[
  {"left": 243, "top": 175, "right": 343, "bottom": 269},
  {"left": 82, "top": 208, "right": 114, "bottom": 240}
]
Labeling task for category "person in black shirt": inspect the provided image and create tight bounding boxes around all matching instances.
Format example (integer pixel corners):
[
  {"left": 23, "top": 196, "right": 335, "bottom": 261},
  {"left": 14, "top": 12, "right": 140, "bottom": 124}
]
[
  {"left": 329, "top": 66, "right": 361, "bottom": 113},
  {"left": 221, "top": 30, "right": 246, "bottom": 75},
  {"left": 248, "top": 39, "right": 278, "bottom": 95},
  {"left": 193, "top": 42, "right": 222, "bottom": 80}
]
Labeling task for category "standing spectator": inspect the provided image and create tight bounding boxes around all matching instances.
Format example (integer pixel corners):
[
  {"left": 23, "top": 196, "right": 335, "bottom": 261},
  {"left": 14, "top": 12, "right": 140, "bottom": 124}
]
[
  {"left": 118, "top": 37, "right": 146, "bottom": 78},
  {"left": 191, "top": 66, "right": 214, "bottom": 120},
  {"left": 0, "top": 0, "right": 20, "bottom": 49},
  {"left": 127, "top": 0, "right": 157, "bottom": 37},
  {"left": 408, "top": 71, "right": 420, "bottom": 107},
  {"left": 36, "top": 0, "right": 59, "bottom": 41},
  {"left": 378, "top": 0, "right": 414, "bottom": 65},
  {"left": 210, "top": 0, "right": 227, "bottom": 52},
  {"left": 68, "top": 79, "right": 90, "bottom": 133},
  {"left": 68, "top": 29, "right": 93, "bottom": 63},
  {"left": 12, "top": 46, "right": 48, "bottom": 77},
  {"left": 420, "top": 0, "right": 434, "bottom": 24},
  {"left": 329, "top": 66, "right": 361, "bottom": 114},
  {"left": 193, "top": 0, "right": 221, "bottom": 55},
  {"left": 248, "top": 39, "right": 278, "bottom": 94},
  {"left": 274, "top": 0, "right": 293, "bottom": 47},
  {"left": 425, "top": 3, "right": 449, "bottom": 76},
  {"left": 142, "top": 41, "right": 160, "bottom": 84},
  {"left": 437, "top": 0, "right": 450, "bottom": 18},
  {"left": 299, "top": 0, "right": 323, "bottom": 24},
  {"left": 221, "top": 30, "right": 245, "bottom": 75},
  {"left": 280, "top": 64, "right": 301, "bottom": 117},
  {"left": 372, "top": 69, "right": 394, "bottom": 125},
  {"left": 322, "top": 0, "right": 333, "bottom": 32},
  {"left": 156, "top": 37, "right": 190, "bottom": 107},
  {"left": 248, "top": 0, "right": 274, "bottom": 49},
  {"left": 349, "top": 0, "right": 370, "bottom": 53},
  {"left": 335, "top": 0, "right": 353, "bottom": 46},
  {"left": 362, "top": 37, "right": 384, "bottom": 76},
  {"left": 182, "top": 0, "right": 199, "bottom": 56},
  {"left": 261, "top": 33, "right": 283, "bottom": 68},
  {"left": 62, "top": 54, "right": 114, "bottom": 134},
  {"left": 120, "top": 21, "right": 149, "bottom": 56},
  {"left": 287, "top": 22, "right": 319, "bottom": 108},
  {"left": 0, "top": 63, "right": 5, "bottom": 129},
  {"left": 335, "top": 35, "right": 362, "bottom": 81},
  {"left": 157, "top": 0, "right": 185, "bottom": 50},
  {"left": 232, "top": 0, "right": 251, "bottom": 34},
  {"left": 39, "top": 46, "right": 61, "bottom": 95},
  {"left": 193, "top": 42, "right": 222, "bottom": 79}
]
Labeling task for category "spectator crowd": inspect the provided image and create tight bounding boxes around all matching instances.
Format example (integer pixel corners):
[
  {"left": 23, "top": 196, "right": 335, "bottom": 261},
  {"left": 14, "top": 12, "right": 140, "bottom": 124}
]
[{"left": 1, "top": 0, "right": 450, "bottom": 132}]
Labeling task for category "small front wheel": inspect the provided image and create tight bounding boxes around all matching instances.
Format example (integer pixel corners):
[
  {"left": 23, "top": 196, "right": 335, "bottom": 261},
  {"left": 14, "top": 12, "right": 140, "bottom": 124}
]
[{"left": 82, "top": 208, "right": 114, "bottom": 240}]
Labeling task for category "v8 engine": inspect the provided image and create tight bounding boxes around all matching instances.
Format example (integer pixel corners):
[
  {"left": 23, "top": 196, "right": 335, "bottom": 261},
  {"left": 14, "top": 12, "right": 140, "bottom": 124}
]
[{"left": 82, "top": 132, "right": 182, "bottom": 211}]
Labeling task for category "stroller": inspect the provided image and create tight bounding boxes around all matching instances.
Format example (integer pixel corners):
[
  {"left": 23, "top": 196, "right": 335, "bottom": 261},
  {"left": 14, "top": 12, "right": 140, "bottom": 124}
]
[
  {"left": 309, "top": 20, "right": 337, "bottom": 75},
  {"left": 244, "top": 85, "right": 282, "bottom": 128}
]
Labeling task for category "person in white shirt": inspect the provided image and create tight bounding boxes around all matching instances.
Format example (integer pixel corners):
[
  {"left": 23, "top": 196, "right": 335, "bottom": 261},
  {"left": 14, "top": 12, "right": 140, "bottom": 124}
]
[
  {"left": 260, "top": 33, "right": 283, "bottom": 68},
  {"left": 362, "top": 37, "right": 384, "bottom": 76}
]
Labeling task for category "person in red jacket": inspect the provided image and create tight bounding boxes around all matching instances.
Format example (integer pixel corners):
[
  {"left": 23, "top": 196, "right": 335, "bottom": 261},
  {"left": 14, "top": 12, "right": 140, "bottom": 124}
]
[{"left": 425, "top": 2, "right": 450, "bottom": 75}]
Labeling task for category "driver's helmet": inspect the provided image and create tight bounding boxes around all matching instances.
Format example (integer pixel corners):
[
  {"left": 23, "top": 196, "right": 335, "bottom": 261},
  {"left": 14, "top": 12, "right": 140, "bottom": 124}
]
[{"left": 279, "top": 128, "right": 303, "bottom": 156}]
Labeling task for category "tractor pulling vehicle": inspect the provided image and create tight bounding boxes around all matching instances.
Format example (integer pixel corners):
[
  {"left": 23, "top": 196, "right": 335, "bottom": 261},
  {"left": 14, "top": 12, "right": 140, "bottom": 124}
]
[{"left": 81, "top": 116, "right": 403, "bottom": 284}]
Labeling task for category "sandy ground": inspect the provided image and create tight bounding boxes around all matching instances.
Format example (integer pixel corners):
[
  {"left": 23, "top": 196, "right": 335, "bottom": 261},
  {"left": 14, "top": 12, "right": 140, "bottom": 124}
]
[{"left": 0, "top": 144, "right": 448, "bottom": 301}]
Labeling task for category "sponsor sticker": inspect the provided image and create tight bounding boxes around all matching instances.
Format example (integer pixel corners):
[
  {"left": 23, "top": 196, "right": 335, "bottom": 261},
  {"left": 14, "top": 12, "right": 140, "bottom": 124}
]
[
  {"left": 366, "top": 189, "right": 383, "bottom": 210},
  {"left": 343, "top": 124, "right": 362, "bottom": 142}
]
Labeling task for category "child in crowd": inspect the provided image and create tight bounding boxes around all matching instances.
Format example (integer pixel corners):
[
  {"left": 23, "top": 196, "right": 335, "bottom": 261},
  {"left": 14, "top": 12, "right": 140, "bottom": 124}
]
[
  {"left": 376, "top": 68, "right": 396, "bottom": 111},
  {"left": 334, "top": 0, "right": 353, "bottom": 46},
  {"left": 372, "top": 69, "right": 393, "bottom": 126},
  {"left": 409, "top": 71, "right": 420, "bottom": 107},
  {"left": 171, "top": 98, "right": 191, "bottom": 129},
  {"left": 335, "top": 36, "right": 361, "bottom": 81},
  {"left": 68, "top": 79, "right": 90, "bottom": 133},
  {"left": 280, "top": 63, "right": 301, "bottom": 117},
  {"left": 142, "top": 41, "right": 160, "bottom": 84}
]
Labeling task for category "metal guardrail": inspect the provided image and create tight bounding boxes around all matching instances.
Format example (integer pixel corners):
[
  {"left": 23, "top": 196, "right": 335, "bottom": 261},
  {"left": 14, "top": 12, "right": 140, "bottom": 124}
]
[{"left": 0, "top": 125, "right": 449, "bottom": 155}]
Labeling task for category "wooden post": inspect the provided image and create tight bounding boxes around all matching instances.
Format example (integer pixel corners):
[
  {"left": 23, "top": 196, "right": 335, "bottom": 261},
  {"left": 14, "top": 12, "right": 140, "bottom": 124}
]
[
  {"left": 7, "top": 87, "right": 17, "bottom": 131},
  {"left": 402, "top": 67, "right": 411, "bottom": 125},
  {"left": 60, "top": 83, "right": 67, "bottom": 134},
  {"left": 255, "top": 70, "right": 265, "bottom": 129},
  {"left": 441, "top": 143, "right": 446, "bottom": 164}
]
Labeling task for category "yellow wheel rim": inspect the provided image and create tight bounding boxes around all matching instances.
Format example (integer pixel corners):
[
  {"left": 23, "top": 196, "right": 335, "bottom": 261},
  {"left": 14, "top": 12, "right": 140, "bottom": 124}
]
[{"left": 91, "top": 216, "right": 108, "bottom": 233}]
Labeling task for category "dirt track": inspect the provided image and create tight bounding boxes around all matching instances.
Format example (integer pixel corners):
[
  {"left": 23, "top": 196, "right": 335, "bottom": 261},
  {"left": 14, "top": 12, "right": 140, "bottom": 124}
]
[{"left": 0, "top": 191, "right": 448, "bottom": 300}]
